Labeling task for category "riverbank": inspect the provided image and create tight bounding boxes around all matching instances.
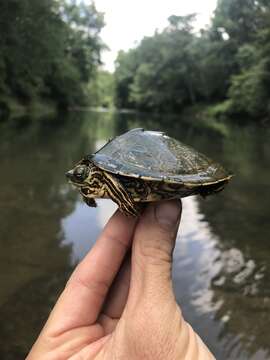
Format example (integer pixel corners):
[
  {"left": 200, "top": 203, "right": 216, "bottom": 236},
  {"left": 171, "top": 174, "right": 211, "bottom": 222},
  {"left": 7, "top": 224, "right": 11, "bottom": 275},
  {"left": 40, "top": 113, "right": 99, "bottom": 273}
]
[
  {"left": 0, "top": 96, "right": 57, "bottom": 121},
  {"left": 1, "top": 96, "right": 267, "bottom": 140},
  {"left": 167, "top": 103, "right": 232, "bottom": 138},
  {"left": 179, "top": 101, "right": 270, "bottom": 137}
]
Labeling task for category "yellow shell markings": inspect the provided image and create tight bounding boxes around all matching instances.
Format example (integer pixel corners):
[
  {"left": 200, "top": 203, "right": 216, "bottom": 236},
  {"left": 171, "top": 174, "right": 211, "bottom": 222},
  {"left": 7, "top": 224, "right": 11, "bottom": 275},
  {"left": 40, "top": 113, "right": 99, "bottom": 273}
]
[{"left": 94, "top": 167, "right": 233, "bottom": 187}]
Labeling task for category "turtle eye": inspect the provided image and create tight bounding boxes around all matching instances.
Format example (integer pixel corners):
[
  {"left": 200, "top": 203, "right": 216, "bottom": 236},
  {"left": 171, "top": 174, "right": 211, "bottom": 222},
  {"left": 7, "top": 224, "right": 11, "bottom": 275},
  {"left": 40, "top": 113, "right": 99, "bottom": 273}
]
[{"left": 74, "top": 165, "right": 87, "bottom": 182}]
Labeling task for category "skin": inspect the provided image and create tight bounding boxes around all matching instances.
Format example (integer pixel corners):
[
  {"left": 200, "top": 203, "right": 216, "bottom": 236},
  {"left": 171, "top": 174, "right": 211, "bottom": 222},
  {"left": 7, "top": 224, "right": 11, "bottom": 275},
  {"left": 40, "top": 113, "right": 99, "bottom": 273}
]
[{"left": 27, "top": 200, "right": 215, "bottom": 360}]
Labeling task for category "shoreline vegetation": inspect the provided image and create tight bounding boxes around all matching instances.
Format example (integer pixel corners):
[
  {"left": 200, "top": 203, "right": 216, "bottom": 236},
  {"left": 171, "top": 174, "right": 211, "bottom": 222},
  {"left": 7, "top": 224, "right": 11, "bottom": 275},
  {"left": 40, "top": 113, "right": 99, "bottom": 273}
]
[
  {"left": 1, "top": 0, "right": 270, "bottom": 135},
  {"left": 0, "top": 0, "right": 105, "bottom": 119},
  {"left": 0, "top": 96, "right": 57, "bottom": 120},
  {"left": 114, "top": 1, "right": 270, "bottom": 124},
  {"left": 0, "top": 101, "right": 233, "bottom": 138}
]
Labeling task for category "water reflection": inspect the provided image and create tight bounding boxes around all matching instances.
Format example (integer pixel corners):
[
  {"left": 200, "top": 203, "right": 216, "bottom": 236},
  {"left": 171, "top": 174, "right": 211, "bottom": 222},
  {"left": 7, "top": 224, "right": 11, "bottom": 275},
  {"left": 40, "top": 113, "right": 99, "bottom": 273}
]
[
  {"left": 61, "top": 199, "right": 117, "bottom": 264},
  {"left": 0, "top": 110, "right": 269, "bottom": 359},
  {"left": 174, "top": 195, "right": 270, "bottom": 359}
]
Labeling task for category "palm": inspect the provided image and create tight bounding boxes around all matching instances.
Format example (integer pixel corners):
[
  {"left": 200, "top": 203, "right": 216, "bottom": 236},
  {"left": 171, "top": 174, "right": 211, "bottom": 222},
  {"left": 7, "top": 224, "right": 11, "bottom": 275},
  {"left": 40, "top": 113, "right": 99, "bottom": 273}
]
[
  {"left": 56, "top": 313, "right": 120, "bottom": 358},
  {"left": 62, "top": 256, "right": 130, "bottom": 359}
]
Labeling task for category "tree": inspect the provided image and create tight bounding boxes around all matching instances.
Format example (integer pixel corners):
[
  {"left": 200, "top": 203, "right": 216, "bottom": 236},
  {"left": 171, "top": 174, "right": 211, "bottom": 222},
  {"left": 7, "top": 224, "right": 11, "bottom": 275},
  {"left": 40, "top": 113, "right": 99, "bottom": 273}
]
[
  {"left": 114, "top": 15, "right": 199, "bottom": 112},
  {"left": 114, "top": 0, "right": 270, "bottom": 121},
  {"left": 225, "top": 2, "right": 270, "bottom": 118},
  {"left": 114, "top": 49, "right": 138, "bottom": 109},
  {"left": 0, "top": 0, "right": 105, "bottom": 111},
  {"left": 88, "top": 70, "right": 114, "bottom": 108}
]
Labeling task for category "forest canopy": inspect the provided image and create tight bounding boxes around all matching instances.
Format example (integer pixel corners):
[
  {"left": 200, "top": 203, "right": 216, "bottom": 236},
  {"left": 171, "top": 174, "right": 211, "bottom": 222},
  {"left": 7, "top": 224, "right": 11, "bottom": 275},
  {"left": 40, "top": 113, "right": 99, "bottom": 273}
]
[
  {"left": 114, "top": 0, "right": 270, "bottom": 120},
  {"left": 0, "top": 0, "right": 105, "bottom": 111},
  {"left": 1, "top": 0, "right": 270, "bottom": 122}
]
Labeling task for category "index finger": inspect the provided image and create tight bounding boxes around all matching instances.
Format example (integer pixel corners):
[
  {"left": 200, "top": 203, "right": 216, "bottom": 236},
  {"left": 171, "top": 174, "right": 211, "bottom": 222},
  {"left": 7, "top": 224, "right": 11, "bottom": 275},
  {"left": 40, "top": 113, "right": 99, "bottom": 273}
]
[{"left": 45, "top": 210, "right": 137, "bottom": 335}]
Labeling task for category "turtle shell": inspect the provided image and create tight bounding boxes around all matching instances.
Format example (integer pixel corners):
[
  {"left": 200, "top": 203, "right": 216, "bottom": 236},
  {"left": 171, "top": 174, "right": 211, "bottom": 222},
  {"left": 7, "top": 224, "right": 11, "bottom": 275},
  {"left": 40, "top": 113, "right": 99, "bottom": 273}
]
[{"left": 90, "top": 128, "right": 231, "bottom": 186}]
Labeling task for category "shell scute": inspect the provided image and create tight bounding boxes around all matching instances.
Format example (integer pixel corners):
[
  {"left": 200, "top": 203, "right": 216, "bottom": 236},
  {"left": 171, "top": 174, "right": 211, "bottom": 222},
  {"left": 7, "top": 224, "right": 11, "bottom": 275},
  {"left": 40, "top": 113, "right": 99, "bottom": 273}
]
[{"left": 92, "top": 128, "right": 231, "bottom": 185}]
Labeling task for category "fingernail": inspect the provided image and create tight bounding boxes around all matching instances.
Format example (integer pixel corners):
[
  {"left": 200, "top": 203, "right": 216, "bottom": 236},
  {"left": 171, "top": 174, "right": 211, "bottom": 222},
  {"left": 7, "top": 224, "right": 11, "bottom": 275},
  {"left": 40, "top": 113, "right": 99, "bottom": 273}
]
[{"left": 155, "top": 200, "right": 181, "bottom": 229}]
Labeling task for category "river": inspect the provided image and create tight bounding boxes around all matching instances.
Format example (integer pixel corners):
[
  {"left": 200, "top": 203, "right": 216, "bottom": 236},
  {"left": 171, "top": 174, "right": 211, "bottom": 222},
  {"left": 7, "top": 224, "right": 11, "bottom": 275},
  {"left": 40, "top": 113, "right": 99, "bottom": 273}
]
[{"left": 0, "top": 110, "right": 269, "bottom": 359}]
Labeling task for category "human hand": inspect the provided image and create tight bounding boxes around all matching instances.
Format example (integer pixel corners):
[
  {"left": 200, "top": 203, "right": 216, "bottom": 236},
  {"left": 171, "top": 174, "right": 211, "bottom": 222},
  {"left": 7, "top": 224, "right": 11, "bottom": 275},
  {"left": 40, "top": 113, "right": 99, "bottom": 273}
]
[{"left": 27, "top": 200, "right": 215, "bottom": 360}]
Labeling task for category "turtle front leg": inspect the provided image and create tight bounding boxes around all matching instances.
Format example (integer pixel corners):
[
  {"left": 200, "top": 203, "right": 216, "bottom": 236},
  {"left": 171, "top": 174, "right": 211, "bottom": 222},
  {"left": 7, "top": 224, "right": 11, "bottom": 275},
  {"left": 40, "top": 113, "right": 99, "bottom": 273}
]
[{"left": 103, "top": 172, "right": 140, "bottom": 217}]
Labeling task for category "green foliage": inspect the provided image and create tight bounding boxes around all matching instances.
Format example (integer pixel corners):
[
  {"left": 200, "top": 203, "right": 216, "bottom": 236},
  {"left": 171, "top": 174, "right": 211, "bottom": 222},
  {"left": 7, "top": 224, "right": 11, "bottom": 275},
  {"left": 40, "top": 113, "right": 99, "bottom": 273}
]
[
  {"left": 225, "top": 2, "right": 270, "bottom": 118},
  {"left": 235, "top": 44, "right": 258, "bottom": 70},
  {"left": 45, "top": 61, "right": 85, "bottom": 109},
  {"left": 228, "top": 63, "right": 269, "bottom": 118},
  {"left": 114, "top": 0, "right": 270, "bottom": 122},
  {"left": 205, "top": 101, "right": 232, "bottom": 120},
  {"left": 88, "top": 70, "right": 115, "bottom": 108},
  {"left": 59, "top": 1, "right": 105, "bottom": 82},
  {"left": 0, "top": 0, "right": 104, "bottom": 112},
  {"left": 212, "top": 0, "right": 264, "bottom": 44},
  {"left": 115, "top": 15, "right": 198, "bottom": 112},
  {"left": 114, "top": 50, "right": 138, "bottom": 109},
  {"left": 114, "top": 12, "right": 235, "bottom": 112}
]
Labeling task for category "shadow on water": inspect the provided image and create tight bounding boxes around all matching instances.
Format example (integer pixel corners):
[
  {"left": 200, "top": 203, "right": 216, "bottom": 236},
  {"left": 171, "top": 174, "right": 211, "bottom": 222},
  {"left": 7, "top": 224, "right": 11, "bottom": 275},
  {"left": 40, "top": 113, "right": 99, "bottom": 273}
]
[{"left": 0, "top": 110, "right": 269, "bottom": 359}]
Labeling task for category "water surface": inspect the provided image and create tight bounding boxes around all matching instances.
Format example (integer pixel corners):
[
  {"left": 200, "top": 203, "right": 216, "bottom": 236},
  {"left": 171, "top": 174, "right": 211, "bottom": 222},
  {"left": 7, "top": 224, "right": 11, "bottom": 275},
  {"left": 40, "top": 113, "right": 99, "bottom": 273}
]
[{"left": 0, "top": 111, "right": 269, "bottom": 359}]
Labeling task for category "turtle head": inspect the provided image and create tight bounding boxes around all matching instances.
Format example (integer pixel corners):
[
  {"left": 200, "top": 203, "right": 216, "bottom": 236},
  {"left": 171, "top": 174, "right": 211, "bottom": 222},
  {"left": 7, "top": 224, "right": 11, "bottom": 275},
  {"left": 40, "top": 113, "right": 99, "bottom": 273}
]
[
  {"left": 66, "top": 163, "right": 90, "bottom": 185},
  {"left": 66, "top": 159, "right": 104, "bottom": 200}
]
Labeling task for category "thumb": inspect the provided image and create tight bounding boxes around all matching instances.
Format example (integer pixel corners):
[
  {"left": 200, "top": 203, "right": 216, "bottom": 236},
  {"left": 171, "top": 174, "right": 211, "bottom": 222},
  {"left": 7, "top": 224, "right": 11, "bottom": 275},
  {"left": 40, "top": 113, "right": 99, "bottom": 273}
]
[{"left": 129, "top": 200, "right": 182, "bottom": 305}]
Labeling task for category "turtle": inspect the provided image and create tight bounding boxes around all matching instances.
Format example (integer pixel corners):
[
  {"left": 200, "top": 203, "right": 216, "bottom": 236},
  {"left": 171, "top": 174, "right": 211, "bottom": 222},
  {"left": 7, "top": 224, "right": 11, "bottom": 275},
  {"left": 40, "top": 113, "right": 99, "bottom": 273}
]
[{"left": 66, "top": 128, "right": 232, "bottom": 217}]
